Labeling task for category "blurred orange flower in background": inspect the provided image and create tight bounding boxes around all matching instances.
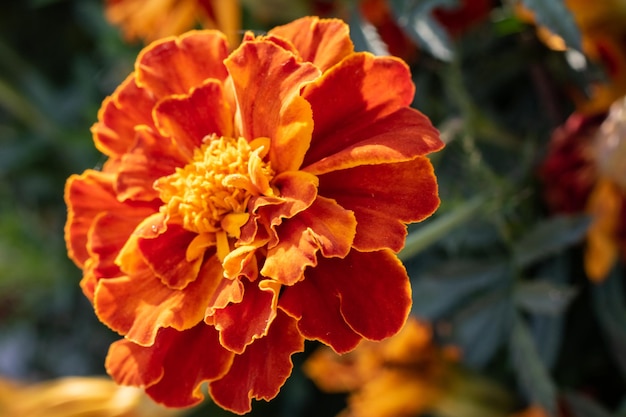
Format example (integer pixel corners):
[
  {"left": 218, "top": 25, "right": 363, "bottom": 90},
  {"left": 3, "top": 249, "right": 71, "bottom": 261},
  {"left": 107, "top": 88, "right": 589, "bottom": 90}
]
[
  {"left": 105, "top": 0, "right": 242, "bottom": 46},
  {"left": 0, "top": 376, "right": 180, "bottom": 417},
  {"left": 64, "top": 16, "right": 443, "bottom": 414},
  {"left": 540, "top": 96, "right": 626, "bottom": 282}
]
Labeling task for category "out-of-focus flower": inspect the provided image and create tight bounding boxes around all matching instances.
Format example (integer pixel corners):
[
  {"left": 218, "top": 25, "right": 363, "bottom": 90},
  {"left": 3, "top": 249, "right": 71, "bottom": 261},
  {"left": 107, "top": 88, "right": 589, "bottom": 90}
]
[
  {"left": 305, "top": 317, "right": 513, "bottom": 417},
  {"left": 0, "top": 376, "right": 180, "bottom": 417},
  {"left": 105, "top": 0, "right": 241, "bottom": 46},
  {"left": 509, "top": 405, "right": 551, "bottom": 417},
  {"left": 517, "top": 0, "right": 626, "bottom": 114},
  {"left": 540, "top": 96, "right": 626, "bottom": 282},
  {"left": 64, "top": 16, "right": 443, "bottom": 414}
]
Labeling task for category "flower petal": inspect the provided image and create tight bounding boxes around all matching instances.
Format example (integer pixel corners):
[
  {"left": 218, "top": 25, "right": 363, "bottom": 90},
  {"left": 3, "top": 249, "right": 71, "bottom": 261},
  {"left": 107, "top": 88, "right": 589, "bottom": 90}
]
[
  {"left": 138, "top": 223, "right": 203, "bottom": 289},
  {"left": 136, "top": 30, "right": 229, "bottom": 98},
  {"left": 95, "top": 254, "right": 232, "bottom": 346},
  {"left": 106, "top": 324, "right": 235, "bottom": 408},
  {"left": 225, "top": 39, "right": 320, "bottom": 172},
  {"left": 301, "top": 53, "right": 442, "bottom": 172},
  {"left": 92, "top": 74, "right": 157, "bottom": 159},
  {"left": 280, "top": 250, "right": 411, "bottom": 351},
  {"left": 115, "top": 126, "right": 187, "bottom": 202},
  {"left": 262, "top": 196, "right": 356, "bottom": 285},
  {"left": 214, "top": 279, "right": 281, "bottom": 353},
  {"left": 268, "top": 16, "right": 354, "bottom": 71},
  {"left": 319, "top": 158, "right": 440, "bottom": 252},
  {"left": 209, "top": 310, "right": 304, "bottom": 414},
  {"left": 154, "top": 79, "right": 234, "bottom": 159}
]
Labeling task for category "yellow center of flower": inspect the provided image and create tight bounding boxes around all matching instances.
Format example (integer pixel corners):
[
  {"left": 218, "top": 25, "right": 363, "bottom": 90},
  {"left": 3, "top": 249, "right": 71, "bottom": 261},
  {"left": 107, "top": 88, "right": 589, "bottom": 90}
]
[{"left": 155, "top": 135, "right": 274, "bottom": 259}]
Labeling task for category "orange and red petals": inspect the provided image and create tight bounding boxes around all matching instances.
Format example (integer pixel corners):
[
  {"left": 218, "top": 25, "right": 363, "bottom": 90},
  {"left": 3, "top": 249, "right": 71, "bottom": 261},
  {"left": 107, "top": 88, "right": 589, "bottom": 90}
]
[
  {"left": 95, "top": 254, "right": 226, "bottom": 346},
  {"left": 319, "top": 158, "right": 440, "bottom": 252},
  {"left": 224, "top": 40, "right": 320, "bottom": 173},
  {"left": 241, "top": 171, "right": 319, "bottom": 246},
  {"left": 302, "top": 53, "right": 439, "bottom": 169},
  {"left": 92, "top": 75, "right": 157, "bottom": 158},
  {"left": 214, "top": 279, "right": 280, "bottom": 353},
  {"left": 303, "top": 107, "right": 442, "bottom": 175},
  {"left": 115, "top": 127, "right": 186, "bottom": 202},
  {"left": 154, "top": 80, "right": 234, "bottom": 159},
  {"left": 107, "top": 324, "right": 234, "bottom": 408},
  {"left": 137, "top": 223, "right": 202, "bottom": 289},
  {"left": 281, "top": 250, "right": 411, "bottom": 351},
  {"left": 268, "top": 17, "right": 354, "bottom": 72},
  {"left": 209, "top": 310, "right": 305, "bottom": 414},
  {"left": 136, "top": 31, "right": 229, "bottom": 99},
  {"left": 65, "top": 170, "right": 155, "bottom": 267},
  {"left": 262, "top": 196, "right": 356, "bottom": 285}
]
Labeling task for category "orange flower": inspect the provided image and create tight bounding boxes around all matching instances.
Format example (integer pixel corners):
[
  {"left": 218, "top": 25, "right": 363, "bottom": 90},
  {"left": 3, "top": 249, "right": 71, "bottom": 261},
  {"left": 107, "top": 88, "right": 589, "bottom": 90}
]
[
  {"left": 304, "top": 318, "right": 460, "bottom": 417},
  {"left": 64, "top": 17, "right": 443, "bottom": 414},
  {"left": 540, "top": 97, "right": 626, "bottom": 282},
  {"left": 105, "top": 0, "right": 241, "bottom": 46}
]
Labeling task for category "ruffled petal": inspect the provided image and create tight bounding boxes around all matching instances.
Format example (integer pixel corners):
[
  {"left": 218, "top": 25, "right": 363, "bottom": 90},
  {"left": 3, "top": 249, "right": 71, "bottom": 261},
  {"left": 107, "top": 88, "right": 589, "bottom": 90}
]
[
  {"left": 106, "top": 324, "right": 234, "bottom": 408},
  {"left": 138, "top": 223, "right": 203, "bottom": 289},
  {"left": 209, "top": 310, "right": 304, "bottom": 414},
  {"left": 115, "top": 126, "right": 187, "bottom": 202},
  {"left": 136, "top": 30, "right": 230, "bottom": 98},
  {"left": 95, "top": 254, "right": 230, "bottom": 346},
  {"left": 262, "top": 196, "right": 356, "bottom": 285},
  {"left": 92, "top": 74, "right": 157, "bottom": 158},
  {"left": 280, "top": 250, "right": 411, "bottom": 351},
  {"left": 225, "top": 39, "right": 320, "bottom": 172},
  {"left": 319, "top": 158, "right": 440, "bottom": 252},
  {"left": 214, "top": 279, "right": 280, "bottom": 353},
  {"left": 154, "top": 79, "right": 234, "bottom": 159},
  {"left": 301, "top": 53, "right": 442, "bottom": 172},
  {"left": 64, "top": 170, "right": 155, "bottom": 268},
  {"left": 241, "top": 170, "right": 319, "bottom": 246},
  {"left": 268, "top": 17, "right": 354, "bottom": 72}
]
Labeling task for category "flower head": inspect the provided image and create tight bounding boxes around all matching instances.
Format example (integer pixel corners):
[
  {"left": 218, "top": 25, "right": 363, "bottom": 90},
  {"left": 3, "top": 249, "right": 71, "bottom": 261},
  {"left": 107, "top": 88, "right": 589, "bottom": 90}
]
[{"left": 65, "top": 16, "right": 443, "bottom": 414}]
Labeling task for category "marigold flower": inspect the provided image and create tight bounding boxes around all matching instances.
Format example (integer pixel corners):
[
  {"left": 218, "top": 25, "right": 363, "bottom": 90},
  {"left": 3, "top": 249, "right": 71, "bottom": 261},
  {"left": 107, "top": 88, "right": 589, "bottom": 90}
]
[
  {"left": 64, "top": 16, "right": 443, "bottom": 414},
  {"left": 540, "top": 97, "right": 626, "bottom": 282},
  {"left": 105, "top": 0, "right": 241, "bottom": 46},
  {"left": 304, "top": 318, "right": 460, "bottom": 417}
]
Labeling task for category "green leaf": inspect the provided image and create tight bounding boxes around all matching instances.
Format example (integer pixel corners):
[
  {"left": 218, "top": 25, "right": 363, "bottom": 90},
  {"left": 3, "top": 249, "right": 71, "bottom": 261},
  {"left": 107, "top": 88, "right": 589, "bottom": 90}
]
[
  {"left": 510, "top": 315, "right": 558, "bottom": 417},
  {"left": 520, "top": 0, "right": 582, "bottom": 51},
  {"left": 412, "top": 258, "right": 510, "bottom": 319},
  {"left": 348, "top": 7, "right": 390, "bottom": 55},
  {"left": 512, "top": 215, "right": 591, "bottom": 267},
  {"left": 514, "top": 280, "right": 578, "bottom": 316}
]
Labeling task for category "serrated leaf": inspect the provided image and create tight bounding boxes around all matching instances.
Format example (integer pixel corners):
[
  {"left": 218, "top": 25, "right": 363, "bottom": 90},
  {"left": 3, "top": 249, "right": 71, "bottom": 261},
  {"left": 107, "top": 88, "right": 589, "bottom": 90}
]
[
  {"left": 512, "top": 215, "right": 591, "bottom": 267},
  {"left": 521, "top": 0, "right": 582, "bottom": 51},
  {"left": 348, "top": 7, "right": 390, "bottom": 55},
  {"left": 514, "top": 280, "right": 578, "bottom": 316},
  {"left": 411, "top": 258, "right": 509, "bottom": 320},
  {"left": 510, "top": 315, "right": 558, "bottom": 417},
  {"left": 564, "top": 390, "right": 617, "bottom": 417},
  {"left": 388, "top": 0, "right": 455, "bottom": 60}
]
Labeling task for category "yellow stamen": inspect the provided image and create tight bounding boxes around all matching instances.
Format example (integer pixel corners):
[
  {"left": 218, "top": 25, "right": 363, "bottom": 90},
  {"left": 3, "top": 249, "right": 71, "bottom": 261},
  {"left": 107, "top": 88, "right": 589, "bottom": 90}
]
[{"left": 155, "top": 135, "right": 274, "bottom": 252}]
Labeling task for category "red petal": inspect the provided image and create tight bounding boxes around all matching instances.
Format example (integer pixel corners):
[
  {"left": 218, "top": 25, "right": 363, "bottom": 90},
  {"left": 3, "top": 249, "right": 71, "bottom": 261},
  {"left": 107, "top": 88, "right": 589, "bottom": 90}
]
[
  {"left": 95, "top": 254, "right": 233, "bottom": 346},
  {"left": 116, "top": 127, "right": 187, "bottom": 201},
  {"left": 261, "top": 196, "right": 356, "bottom": 285},
  {"left": 106, "top": 324, "right": 235, "bottom": 408},
  {"left": 138, "top": 223, "right": 203, "bottom": 289},
  {"left": 136, "top": 30, "right": 229, "bottom": 98},
  {"left": 280, "top": 250, "right": 411, "bottom": 351},
  {"left": 213, "top": 279, "right": 280, "bottom": 353},
  {"left": 268, "top": 16, "right": 354, "bottom": 72},
  {"left": 92, "top": 74, "right": 157, "bottom": 158},
  {"left": 301, "top": 53, "right": 442, "bottom": 172},
  {"left": 319, "top": 158, "right": 440, "bottom": 252},
  {"left": 209, "top": 310, "right": 304, "bottom": 414},
  {"left": 225, "top": 39, "right": 320, "bottom": 172},
  {"left": 154, "top": 79, "right": 234, "bottom": 159}
]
